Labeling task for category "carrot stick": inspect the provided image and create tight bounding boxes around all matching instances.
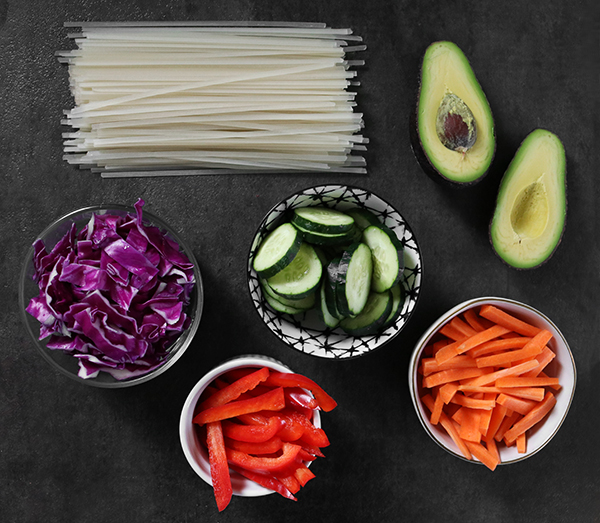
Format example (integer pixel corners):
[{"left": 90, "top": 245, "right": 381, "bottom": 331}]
[
  {"left": 538, "top": 371, "right": 562, "bottom": 391},
  {"left": 432, "top": 339, "right": 449, "bottom": 354},
  {"left": 486, "top": 437, "right": 500, "bottom": 463},
  {"left": 447, "top": 317, "right": 478, "bottom": 338},
  {"left": 479, "top": 305, "right": 541, "bottom": 337},
  {"left": 463, "top": 308, "right": 493, "bottom": 332},
  {"left": 421, "top": 355, "right": 478, "bottom": 376},
  {"left": 522, "top": 347, "right": 556, "bottom": 377},
  {"left": 451, "top": 406, "right": 466, "bottom": 425},
  {"left": 469, "top": 337, "right": 531, "bottom": 358},
  {"left": 439, "top": 323, "right": 469, "bottom": 342},
  {"left": 503, "top": 392, "right": 557, "bottom": 446},
  {"left": 422, "top": 395, "right": 472, "bottom": 460},
  {"left": 496, "top": 387, "right": 545, "bottom": 402},
  {"left": 422, "top": 367, "right": 486, "bottom": 389},
  {"left": 516, "top": 433, "right": 527, "bottom": 453},
  {"left": 475, "top": 330, "right": 552, "bottom": 368},
  {"left": 450, "top": 394, "right": 496, "bottom": 410},
  {"left": 437, "top": 325, "right": 511, "bottom": 365},
  {"left": 494, "top": 410, "right": 521, "bottom": 443},
  {"left": 479, "top": 393, "right": 496, "bottom": 434},
  {"left": 484, "top": 404, "right": 508, "bottom": 443},
  {"left": 430, "top": 391, "right": 444, "bottom": 425},
  {"left": 463, "top": 359, "right": 539, "bottom": 388},
  {"left": 433, "top": 339, "right": 464, "bottom": 365},
  {"left": 459, "top": 408, "right": 482, "bottom": 443},
  {"left": 439, "top": 382, "right": 459, "bottom": 404},
  {"left": 464, "top": 441, "right": 499, "bottom": 471},
  {"left": 496, "top": 393, "right": 537, "bottom": 416},
  {"left": 495, "top": 376, "right": 560, "bottom": 388}
]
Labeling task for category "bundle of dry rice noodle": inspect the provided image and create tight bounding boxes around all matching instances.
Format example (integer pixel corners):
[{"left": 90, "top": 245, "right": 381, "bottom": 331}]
[{"left": 58, "top": 21, "right": 367, "bottom": 178}]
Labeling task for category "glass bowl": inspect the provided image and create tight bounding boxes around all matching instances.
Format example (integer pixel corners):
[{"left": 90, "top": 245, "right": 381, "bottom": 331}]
[
  {"left": 247, "top": 184, "right": 423, "bottom": 359},
  {"left": 408, "top": 296, "right": 576, "bottom": 466},
  {"left": 19, "top": 204, "right": 203, "bottom": 388}
]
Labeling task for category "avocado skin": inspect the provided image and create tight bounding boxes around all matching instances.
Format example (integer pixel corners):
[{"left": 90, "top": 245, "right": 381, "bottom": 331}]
[
  {"left": 488, "top": 129, "right": 567, "bottom": 270},
  {"left": 409, "top": 42, "right": 496, "bottom": 188}
]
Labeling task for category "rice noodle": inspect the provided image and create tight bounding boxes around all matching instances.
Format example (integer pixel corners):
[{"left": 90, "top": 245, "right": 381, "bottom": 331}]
[{"left": 60, "top": 22, "right": 367, "bottom": 177}]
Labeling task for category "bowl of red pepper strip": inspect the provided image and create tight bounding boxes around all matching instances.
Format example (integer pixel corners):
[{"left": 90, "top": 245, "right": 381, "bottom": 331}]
[{"left": 179, "top": 354, "right": 337, "bottom": 511}]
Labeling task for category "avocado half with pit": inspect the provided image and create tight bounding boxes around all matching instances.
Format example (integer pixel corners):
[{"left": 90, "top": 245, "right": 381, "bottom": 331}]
[
  {"left": 490, "top": 129, "right": 566, "bottom": 269},
  {"left": 410, "top": 41, "right": 495, "bottom": 186}
]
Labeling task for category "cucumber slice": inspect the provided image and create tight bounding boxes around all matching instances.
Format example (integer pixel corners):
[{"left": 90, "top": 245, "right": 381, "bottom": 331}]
[
  {"left": 382, "top": 283, "right": 405, "bottom": 328},
  {"left": 292, "top": 206, "right": 355, "bottom": 235},
  {"left": 362, "top": 225, "right": 404, "bottom": 293},
  {"left": 336, "top": 242, "right": 373, "bottom": 317},
  {"left": 324, "top": 257, "right": 344, "bottom": 320},
  {"left": 267, "top": 242, "right": 323, "bottom": 299},
  {"left": 340, "top": 290, "right": 393, "bottom": 336},
  {"left": 346, "top": 208, "right": 381, "bottom": 231},
  {"left": 318, "top": 281, "right": 340, "bottom": 328},
  {"left": 348, "top": 208, "right": 404, "bottom": 250},
  {"left": 293, "top": 222, "right": 357, "bottom": 246},
  {"left": 262, "top": 280, "right": 316, "bottom": 310},
  {"left": 253, "top": 222, "right": 302, "bottom": 279},
  {"left": 261, "top": 281, "right": 305, "bottom": 315}
]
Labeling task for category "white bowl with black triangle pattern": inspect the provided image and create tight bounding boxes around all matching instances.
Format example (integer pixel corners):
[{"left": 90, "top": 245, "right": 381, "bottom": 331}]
[{"left": 247, "top": 184, "right": 423, "bottom": 359}]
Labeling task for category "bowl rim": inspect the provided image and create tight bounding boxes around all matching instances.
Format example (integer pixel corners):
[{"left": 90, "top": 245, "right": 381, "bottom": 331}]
[
  {"left": 246, "top": 183, "right": 423, "bottom": 360},
  {"left": 178, "top": 354, "right": 321, "bottom": 497},
  {"left": 19, "top": 203, "right": 204, "bottom": 388},
  {"left": 408, "top": 295, "right": 577, "bottom": 466}
]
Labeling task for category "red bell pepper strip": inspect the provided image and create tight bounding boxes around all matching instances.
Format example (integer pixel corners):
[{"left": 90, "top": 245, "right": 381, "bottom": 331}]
[
  {"left": 194, "top": 387, "right": 285, "bottom": 426},
  {"left": 221, "top": 416, "right": 281, "bottom": 443},
  {"left": 280, "top": 408, "right": 330, "bottom": 448},
  {"left": 230, "top": 466, "right": 297, "bottom": 501},
  {"left": 225, "top": 442, "right": 302, "bottom": 472},
  {"left": 293, "top": 463, "right": 316, "bottom": 487},
  {"left": 277, "top": 473, "right": 301, "bottom": 495},
  {"left": 198, "top": 367, "right": 270, "bottom": 411},
  {"left": 236, "top": 411, "right": 271, "bottom": 426},
  {"left": 284, "top": 387, "right": 319, "bottom": 411},
  {"left": 298, "top": 442, "right": 325, "bottom": 458},
  {"left": 225, "top": 436, "right": 283, "bottom": 455},
  {"left": 297, "top": 448, "right": 317, "bottom": 462},
  {"left": 264, "top": 372, "right": 337, "bottom": 412},
  {"left": 205, "top": 421, "right": 232, "bottom": 512}
]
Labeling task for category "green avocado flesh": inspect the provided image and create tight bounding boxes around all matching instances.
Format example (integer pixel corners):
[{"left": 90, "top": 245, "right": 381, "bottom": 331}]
[
  {"left": 416, "top": 41, "right": 495, "bottom": 184},
  {"left": 490, "top": 129, "right": 566, "bottom": 269}
]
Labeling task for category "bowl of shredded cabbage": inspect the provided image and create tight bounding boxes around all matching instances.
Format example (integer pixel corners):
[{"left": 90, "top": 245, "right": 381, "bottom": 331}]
[{"left": 19, "top": 199, "right": 203, "bottom": 387}]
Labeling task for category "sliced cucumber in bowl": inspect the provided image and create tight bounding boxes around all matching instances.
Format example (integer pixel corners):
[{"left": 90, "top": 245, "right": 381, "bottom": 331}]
[
  {"left": 292, "top": 206, "right": 355, "bottom": 235},
  {"left": 266, "top": 242, "right": 323, "bottom": 299},
  {"left": 261, "top": 281, "right": 307, "bottom": 315},
  {"left": 340, "top": 290, "right": 393, "bottom": 336},
  {"left": 262, "top": 280, "right": 316, "bottom": 311},
  {"left": 362, "top": 225, "right": 404, "bottom": 293},
  {"left": 253, "top": 222, "right": 302, "bottom": 279},
  {"left": 335, "top": 242, "right": 373, "bottom": 317}
]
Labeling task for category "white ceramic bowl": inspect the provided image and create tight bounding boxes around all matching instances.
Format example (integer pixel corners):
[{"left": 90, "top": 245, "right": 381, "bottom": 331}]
[
  {"left": 247, "top": 184, "right": 423, "bottom": 359},
  {"left": 408, "top": 296, "right": 576, "bottom": 466},
  {"left": 19, "top": 204, "right": 203, "bottom": 388},
  {"left": 179, "top": 355, "right": 321, "bottom": 497}
]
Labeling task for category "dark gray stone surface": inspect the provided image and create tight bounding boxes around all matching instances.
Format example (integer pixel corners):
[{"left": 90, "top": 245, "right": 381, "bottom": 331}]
[{"left": 1, "top": 1, "right": 598, "bottom": 522}]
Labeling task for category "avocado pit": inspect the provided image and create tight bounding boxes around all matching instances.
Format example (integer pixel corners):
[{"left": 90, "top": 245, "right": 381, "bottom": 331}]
[{"left": 436, "top": 93, "right": 477, "bottom": 153}]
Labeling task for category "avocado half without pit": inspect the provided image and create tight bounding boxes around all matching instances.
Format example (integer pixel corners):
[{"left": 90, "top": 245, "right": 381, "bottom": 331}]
[
  {"left": 411, "top": 41, "right": 495, "bottom": 186},
  {"left": 490, "top": 129, "right": 567, "bottom": 269}
]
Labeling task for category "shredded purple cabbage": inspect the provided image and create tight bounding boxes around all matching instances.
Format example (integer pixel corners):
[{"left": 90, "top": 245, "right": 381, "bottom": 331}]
[{"left": 26, "top": 199, "right": 195, "bottom": 380}]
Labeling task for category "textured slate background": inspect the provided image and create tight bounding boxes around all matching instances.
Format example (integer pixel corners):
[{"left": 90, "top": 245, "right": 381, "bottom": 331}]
[{"left": 1, "top": 1, "right": 599, "bottom": 522}]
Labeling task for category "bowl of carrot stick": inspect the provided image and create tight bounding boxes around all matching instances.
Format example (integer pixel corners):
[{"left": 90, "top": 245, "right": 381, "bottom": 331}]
[{"left": 408, "top": 296, "right": 576, "bottom": 470}]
